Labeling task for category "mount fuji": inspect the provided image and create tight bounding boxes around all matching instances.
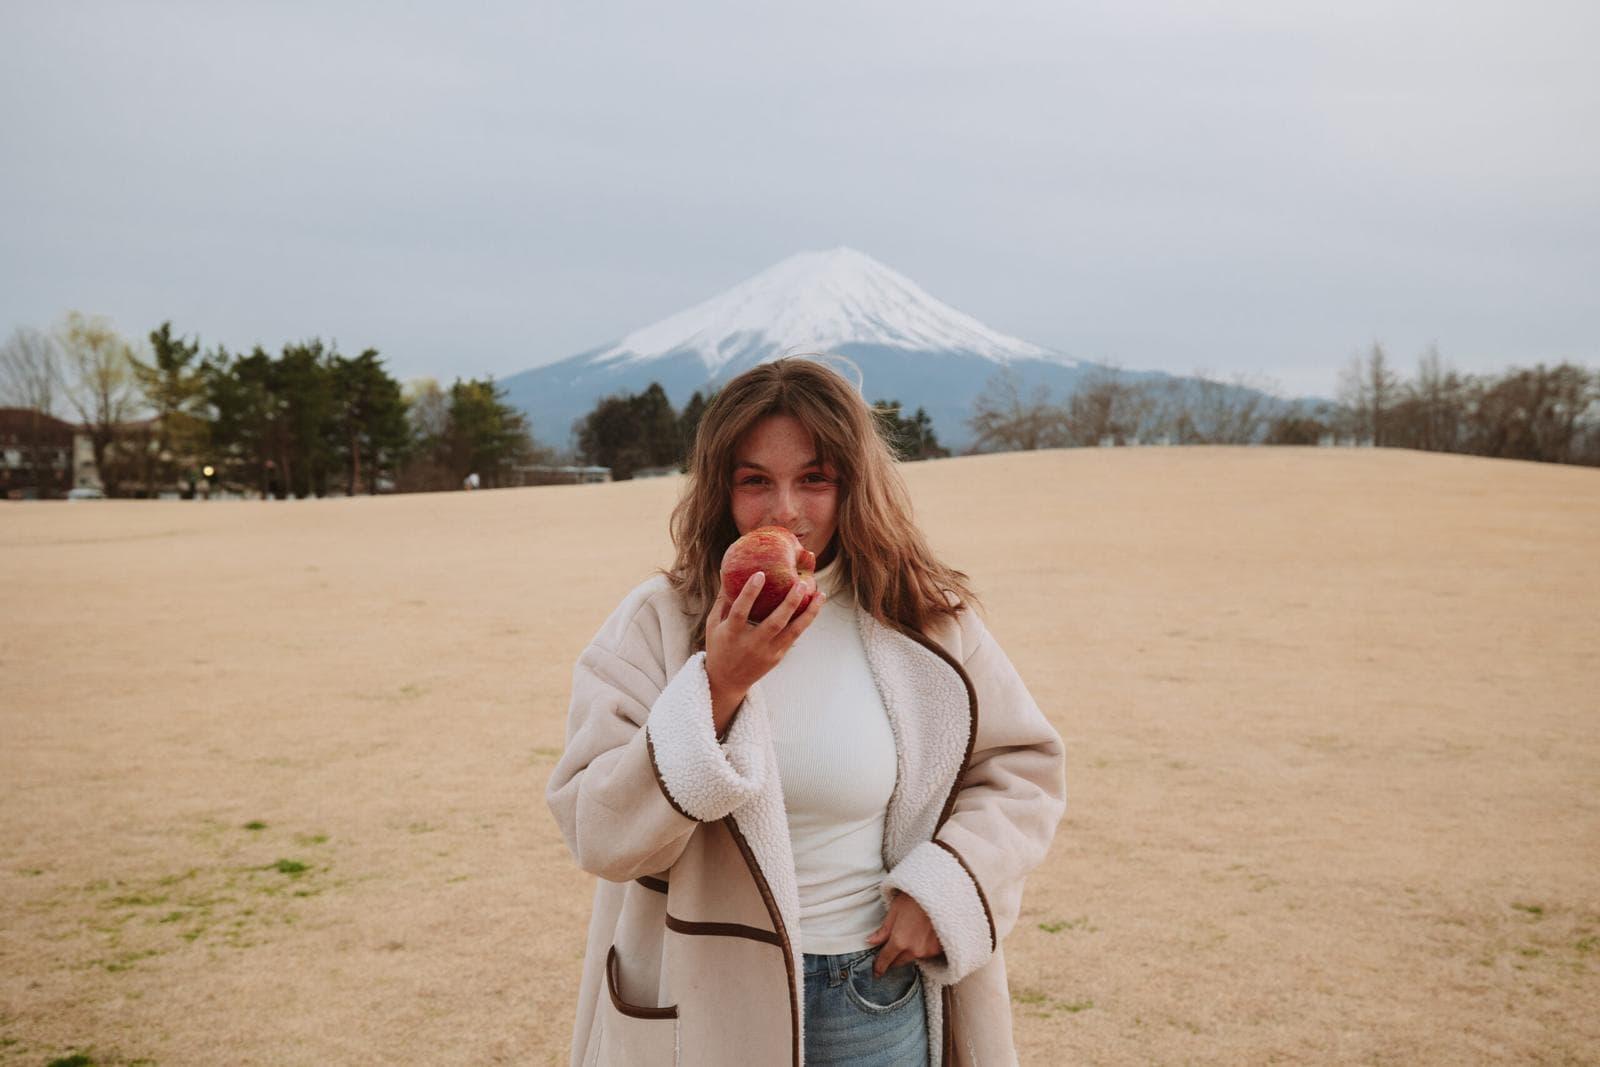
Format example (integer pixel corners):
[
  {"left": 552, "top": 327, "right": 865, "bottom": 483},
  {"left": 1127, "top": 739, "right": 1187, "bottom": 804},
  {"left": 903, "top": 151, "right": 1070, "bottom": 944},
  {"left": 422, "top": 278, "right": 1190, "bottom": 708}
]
[{"left": 503, "top": 247, "right": 1141, "bottom": 453}]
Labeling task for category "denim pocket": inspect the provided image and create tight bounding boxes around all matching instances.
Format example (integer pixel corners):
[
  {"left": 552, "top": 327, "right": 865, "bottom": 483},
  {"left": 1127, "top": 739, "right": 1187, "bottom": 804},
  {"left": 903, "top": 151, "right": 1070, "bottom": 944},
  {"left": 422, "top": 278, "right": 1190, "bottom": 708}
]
[{"left": 844, "top": 954, "right": 921, "bottom": 1014}]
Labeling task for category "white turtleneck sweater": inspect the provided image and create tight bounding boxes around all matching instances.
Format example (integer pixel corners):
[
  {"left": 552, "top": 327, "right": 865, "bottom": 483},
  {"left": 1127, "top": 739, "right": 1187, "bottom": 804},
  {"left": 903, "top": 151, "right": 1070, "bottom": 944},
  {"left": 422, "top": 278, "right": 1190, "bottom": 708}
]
[{"left": 758, "top": 556, "right": 898, "bottom": 955}]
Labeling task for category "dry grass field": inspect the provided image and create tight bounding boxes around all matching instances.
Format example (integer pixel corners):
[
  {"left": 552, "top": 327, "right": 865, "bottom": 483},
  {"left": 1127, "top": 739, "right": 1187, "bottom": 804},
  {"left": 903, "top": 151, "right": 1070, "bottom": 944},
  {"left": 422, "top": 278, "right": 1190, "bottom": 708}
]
[{"left": 2, "top": 446, "right": 1597, "bottom": 1066}]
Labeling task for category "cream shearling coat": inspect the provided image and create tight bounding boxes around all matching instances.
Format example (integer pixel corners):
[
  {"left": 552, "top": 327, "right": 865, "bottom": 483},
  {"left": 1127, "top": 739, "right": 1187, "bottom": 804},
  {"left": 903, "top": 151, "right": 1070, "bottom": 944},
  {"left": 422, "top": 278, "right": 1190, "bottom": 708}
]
[{"left": 547, "top": 575, "right": 1066, "bottom": 1066}]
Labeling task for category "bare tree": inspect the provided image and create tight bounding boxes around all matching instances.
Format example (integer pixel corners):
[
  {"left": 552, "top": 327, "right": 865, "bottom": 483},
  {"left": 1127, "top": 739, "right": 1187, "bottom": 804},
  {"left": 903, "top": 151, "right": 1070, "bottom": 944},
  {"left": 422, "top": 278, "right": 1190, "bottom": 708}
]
[
  {"left": 404, "top": 377, "right": 449, "bottom": 441},
  {"left": 1391, "top": 345, "right": 1467, "bottom": 452},
  {"left": 1, "top": 327, "right": 70, "bottom": 495},
  {"left": 57, "top": 311, "right": 142, "bottom": 496},
  {"left": 396, "top": 377, "right": 456, "bottom": 492},
  {"left": 966, "top": 365, "right": 1069, "bottom": 452},
  {"left": 1177, "top": 368, "right": 1274, "bottom": 444},
  {"left": 1062, "top": 367, "right": 1150, "bottom": 446},
  {"left": 1, "top": 326, "right": 60, "bottom": 413},
  {"left": 1337, "top": 342, "right": 1401, "bottom": 445}
]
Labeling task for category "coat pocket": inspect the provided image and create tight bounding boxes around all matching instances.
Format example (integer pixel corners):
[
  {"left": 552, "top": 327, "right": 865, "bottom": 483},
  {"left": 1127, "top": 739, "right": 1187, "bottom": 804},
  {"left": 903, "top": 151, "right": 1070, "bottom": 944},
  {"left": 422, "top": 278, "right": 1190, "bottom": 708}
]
[{"left": 586, "top": 945, "right": 679, "bottom": 1067}]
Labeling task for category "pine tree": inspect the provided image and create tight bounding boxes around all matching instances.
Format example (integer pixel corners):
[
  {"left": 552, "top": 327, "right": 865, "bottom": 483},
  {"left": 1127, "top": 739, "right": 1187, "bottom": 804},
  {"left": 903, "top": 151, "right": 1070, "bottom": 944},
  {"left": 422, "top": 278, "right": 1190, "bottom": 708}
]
[
  {"left": 330, "top": 349, "right": 408, "bottom": 494},
  {"left": 129, "top": 322, "right": 209, "bottom": 491}
]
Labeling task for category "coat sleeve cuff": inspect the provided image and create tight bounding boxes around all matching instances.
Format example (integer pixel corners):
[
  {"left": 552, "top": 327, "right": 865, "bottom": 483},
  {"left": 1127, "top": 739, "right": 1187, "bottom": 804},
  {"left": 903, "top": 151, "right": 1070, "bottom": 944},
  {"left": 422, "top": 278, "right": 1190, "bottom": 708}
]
[
  {"left": 644, "top": 651, "right": 767, "bottom": 822},
  {"left": 881, "top": 839, "right": 996, "bottom": 984}
]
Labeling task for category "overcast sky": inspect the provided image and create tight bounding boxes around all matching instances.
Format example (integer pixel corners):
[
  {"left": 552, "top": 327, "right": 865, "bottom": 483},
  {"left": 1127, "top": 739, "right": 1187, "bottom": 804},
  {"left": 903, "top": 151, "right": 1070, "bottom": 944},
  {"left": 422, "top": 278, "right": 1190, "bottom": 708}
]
[{"left": 2, "top": 0, "right": 1596, "bottom": 399}]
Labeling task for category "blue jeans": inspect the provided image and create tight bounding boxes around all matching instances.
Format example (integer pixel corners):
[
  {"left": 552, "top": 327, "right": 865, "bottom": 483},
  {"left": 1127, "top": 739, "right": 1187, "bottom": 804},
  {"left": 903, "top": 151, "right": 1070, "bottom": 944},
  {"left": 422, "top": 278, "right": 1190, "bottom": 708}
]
[{"left": 802, "top": 947, "right": 929, "bottom": 1066}]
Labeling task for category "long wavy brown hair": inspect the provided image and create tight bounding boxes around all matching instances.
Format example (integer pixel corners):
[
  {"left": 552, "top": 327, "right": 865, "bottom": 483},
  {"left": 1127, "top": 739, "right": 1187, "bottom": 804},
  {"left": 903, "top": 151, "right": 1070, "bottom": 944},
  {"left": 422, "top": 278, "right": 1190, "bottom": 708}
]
[{"left": 662, "top": 355, "right": 981, "bottom": 649}]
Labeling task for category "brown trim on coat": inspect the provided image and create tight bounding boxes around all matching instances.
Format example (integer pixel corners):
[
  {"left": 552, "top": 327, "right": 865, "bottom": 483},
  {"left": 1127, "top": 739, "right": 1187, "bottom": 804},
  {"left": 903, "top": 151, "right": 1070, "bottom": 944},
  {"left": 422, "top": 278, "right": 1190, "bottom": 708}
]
[
  {"left": 942, "top": 985, "right": 957, "bottom": 1063},
  {"left": 605, "top": 945, "right": 679, "bottom": 1020},
  {"left": 664, "top": 912, "right": 783, "bottom": 947},
  {"left": 636, "top": 874, "right": 669, "bottom": 894},
  {"left": 644, "top": 728, "right": 698, "bottom": 822},
  {"left": 723, "top": 815, "right": 800, "bottom": 1067},
  {"left": 932, "top": 839, "right": 997, "bottom": 953},
  {"left": 895, "top": 625, "right": 981, "bottom": 834}
]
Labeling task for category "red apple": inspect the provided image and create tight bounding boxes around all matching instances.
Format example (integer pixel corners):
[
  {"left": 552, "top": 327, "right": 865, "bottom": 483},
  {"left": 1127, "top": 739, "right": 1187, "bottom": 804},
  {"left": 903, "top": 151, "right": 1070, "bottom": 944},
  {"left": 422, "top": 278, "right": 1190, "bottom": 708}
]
[{"left": 720, "top": 526, "right": 818, "bottom": 623}]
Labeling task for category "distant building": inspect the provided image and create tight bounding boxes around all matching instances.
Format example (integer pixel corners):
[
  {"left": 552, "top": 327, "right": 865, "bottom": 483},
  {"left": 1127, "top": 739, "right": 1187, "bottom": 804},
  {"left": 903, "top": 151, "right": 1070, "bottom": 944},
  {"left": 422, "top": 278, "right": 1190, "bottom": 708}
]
[
  {"left": 73, "top": 432, "right": 100, "bottom": 490},
  {"left": 630, "top": 465, "right": 680, "bottom": 479},
  {"left": 511, "top": 464, "right": 612, "bottom": 486},
  {"left": 0, "top": 408, "right": 77, "bottom": 499}
]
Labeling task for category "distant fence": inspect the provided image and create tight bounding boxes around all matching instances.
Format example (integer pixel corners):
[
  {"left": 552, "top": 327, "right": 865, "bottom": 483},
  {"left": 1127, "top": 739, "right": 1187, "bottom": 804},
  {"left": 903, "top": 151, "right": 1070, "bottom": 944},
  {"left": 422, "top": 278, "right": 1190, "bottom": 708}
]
[{"left": 511, "top": 465, "right": 612, "bottom": 486}]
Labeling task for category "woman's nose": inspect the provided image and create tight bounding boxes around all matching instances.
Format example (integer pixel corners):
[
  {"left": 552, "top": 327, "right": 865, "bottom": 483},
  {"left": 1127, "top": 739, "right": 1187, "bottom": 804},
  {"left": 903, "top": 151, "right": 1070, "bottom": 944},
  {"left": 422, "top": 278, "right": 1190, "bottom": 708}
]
[{"left": 769, "top": 486, "right": 799, "bottom": 525}]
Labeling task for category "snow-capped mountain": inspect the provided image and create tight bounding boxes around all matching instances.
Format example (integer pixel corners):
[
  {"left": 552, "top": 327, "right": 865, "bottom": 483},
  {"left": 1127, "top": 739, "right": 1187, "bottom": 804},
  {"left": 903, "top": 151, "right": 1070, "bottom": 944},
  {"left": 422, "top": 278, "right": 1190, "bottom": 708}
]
[
  {"left": 504, "top": 247, "right": 1103, "bottom": 453},
  {"left": 588, "top": 247, "right": 1059, "bottom": 372}
]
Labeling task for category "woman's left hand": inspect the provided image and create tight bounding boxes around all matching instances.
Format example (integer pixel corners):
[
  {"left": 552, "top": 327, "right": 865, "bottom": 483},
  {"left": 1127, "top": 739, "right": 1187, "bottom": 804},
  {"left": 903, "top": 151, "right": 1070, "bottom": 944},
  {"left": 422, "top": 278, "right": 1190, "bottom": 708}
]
[{"left": 865, "top": 892, "right": 943, "bottom": 976}]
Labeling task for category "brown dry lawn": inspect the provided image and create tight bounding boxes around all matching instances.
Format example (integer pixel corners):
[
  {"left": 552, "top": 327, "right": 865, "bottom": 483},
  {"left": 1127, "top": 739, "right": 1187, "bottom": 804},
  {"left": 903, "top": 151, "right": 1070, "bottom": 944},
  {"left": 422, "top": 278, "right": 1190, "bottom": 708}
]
[{"left": 2, "top": 446, "right": 1597, "bottom": 1066}]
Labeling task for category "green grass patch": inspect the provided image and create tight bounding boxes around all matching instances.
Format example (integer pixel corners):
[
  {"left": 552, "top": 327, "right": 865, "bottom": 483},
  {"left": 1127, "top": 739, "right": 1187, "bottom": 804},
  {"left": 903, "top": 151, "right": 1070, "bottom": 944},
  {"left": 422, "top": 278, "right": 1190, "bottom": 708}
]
[
  {"left": 1510, "top": 902, "right": 1544, "bottom": 918},
  {"left": 102, "top": 948, "right": 161, "bottom": 973},
  {"left": 53, "top": 849, "right": 329, "bottom": 959},
  {"left": 47, "top": 1055, "right": 95, "bottom": 1067},
  {"left": 243, "top": 820, "right": 267, "bottom": 831},
  {"left": 1010, "top": 986, "right": 1093, "bottom": 1016},
  {"left": 1038, "top": 915, "right": 1097, "bottom": 934},
  {"left": 293, "top": 833, "right": 329, "bottom": 846}
]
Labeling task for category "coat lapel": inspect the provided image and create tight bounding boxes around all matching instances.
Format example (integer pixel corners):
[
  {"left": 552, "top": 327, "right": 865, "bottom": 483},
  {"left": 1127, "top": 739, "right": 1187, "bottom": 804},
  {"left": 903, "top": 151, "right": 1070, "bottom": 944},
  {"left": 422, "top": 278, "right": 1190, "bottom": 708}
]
[
  {"left": 859, "top": 611, "right": 976, "bottom": 869},
  {"left": 861, "top": 610, "right": 976, "bottom": 1067}
]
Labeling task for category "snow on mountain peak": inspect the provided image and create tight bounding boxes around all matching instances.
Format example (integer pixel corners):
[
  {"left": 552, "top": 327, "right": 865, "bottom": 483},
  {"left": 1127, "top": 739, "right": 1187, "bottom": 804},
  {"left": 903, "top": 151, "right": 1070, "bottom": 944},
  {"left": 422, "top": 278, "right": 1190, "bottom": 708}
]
[{"left": 591, "top": 247, "right": 1053, "bottom": 373}]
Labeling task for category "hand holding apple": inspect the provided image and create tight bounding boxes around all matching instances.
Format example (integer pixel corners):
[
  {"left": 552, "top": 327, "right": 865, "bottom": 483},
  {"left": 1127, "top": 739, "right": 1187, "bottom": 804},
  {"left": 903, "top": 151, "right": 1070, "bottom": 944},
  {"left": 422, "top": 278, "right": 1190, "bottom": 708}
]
[{"left": 704, "top": 528, "right": 827, "bottom": 736}]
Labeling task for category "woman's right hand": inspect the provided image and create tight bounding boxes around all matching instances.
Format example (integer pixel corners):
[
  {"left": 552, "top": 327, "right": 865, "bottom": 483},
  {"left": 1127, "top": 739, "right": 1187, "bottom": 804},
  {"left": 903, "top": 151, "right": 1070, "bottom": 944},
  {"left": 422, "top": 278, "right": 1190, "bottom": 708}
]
[{"left": 705, "top": 572, "right": 825, "bottom": 736}]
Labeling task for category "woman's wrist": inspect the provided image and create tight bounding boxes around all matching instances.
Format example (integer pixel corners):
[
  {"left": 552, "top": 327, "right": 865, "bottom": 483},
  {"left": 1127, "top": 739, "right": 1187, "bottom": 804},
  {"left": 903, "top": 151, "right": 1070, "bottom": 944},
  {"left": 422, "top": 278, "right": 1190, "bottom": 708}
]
[{"left": 709, "top": 680, "right": 747, "bottom": 738}]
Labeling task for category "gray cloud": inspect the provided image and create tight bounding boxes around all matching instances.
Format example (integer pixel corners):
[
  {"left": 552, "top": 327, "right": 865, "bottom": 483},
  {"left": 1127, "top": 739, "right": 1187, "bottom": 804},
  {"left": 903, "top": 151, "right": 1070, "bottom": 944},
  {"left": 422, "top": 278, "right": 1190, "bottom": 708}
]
[{"left": 2, "top": 0, "right": 1596, "bottom": 399}]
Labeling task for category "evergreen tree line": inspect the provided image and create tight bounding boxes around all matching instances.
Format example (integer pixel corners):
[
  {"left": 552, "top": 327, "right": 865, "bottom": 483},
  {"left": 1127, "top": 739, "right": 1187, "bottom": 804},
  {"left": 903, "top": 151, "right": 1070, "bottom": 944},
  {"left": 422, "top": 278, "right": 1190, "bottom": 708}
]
[
  {"left": 966, "top": 348, "right": 1600, "bottom": 466},
  {"left": 572, "top": 384, "right": 948, "bottom": 479},
  {"left": 0, "top": 314, "right": 538, "bottom": 498}
]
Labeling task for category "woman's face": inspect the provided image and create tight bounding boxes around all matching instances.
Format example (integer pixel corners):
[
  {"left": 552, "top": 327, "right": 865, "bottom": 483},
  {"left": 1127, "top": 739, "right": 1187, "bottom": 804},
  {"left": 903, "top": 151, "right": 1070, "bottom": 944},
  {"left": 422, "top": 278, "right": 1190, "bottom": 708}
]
[{"left": 730, "top": 413, "right": 840, "bottom": 564}]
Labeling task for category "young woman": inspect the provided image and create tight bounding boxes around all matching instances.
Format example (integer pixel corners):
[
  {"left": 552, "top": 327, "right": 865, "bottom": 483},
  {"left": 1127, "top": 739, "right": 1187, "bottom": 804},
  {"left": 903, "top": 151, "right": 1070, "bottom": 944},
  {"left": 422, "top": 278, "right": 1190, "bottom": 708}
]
[{"left": 547, "top": 358, "right": 1066, "bottom": 1066}]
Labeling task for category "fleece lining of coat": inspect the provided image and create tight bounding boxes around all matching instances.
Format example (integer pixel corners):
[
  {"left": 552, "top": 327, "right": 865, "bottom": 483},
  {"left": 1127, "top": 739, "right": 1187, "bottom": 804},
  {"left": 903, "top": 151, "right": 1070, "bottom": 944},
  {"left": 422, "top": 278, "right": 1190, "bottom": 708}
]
[{"left": 644, "top": 651, "right": 768, "bottom": 822}]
